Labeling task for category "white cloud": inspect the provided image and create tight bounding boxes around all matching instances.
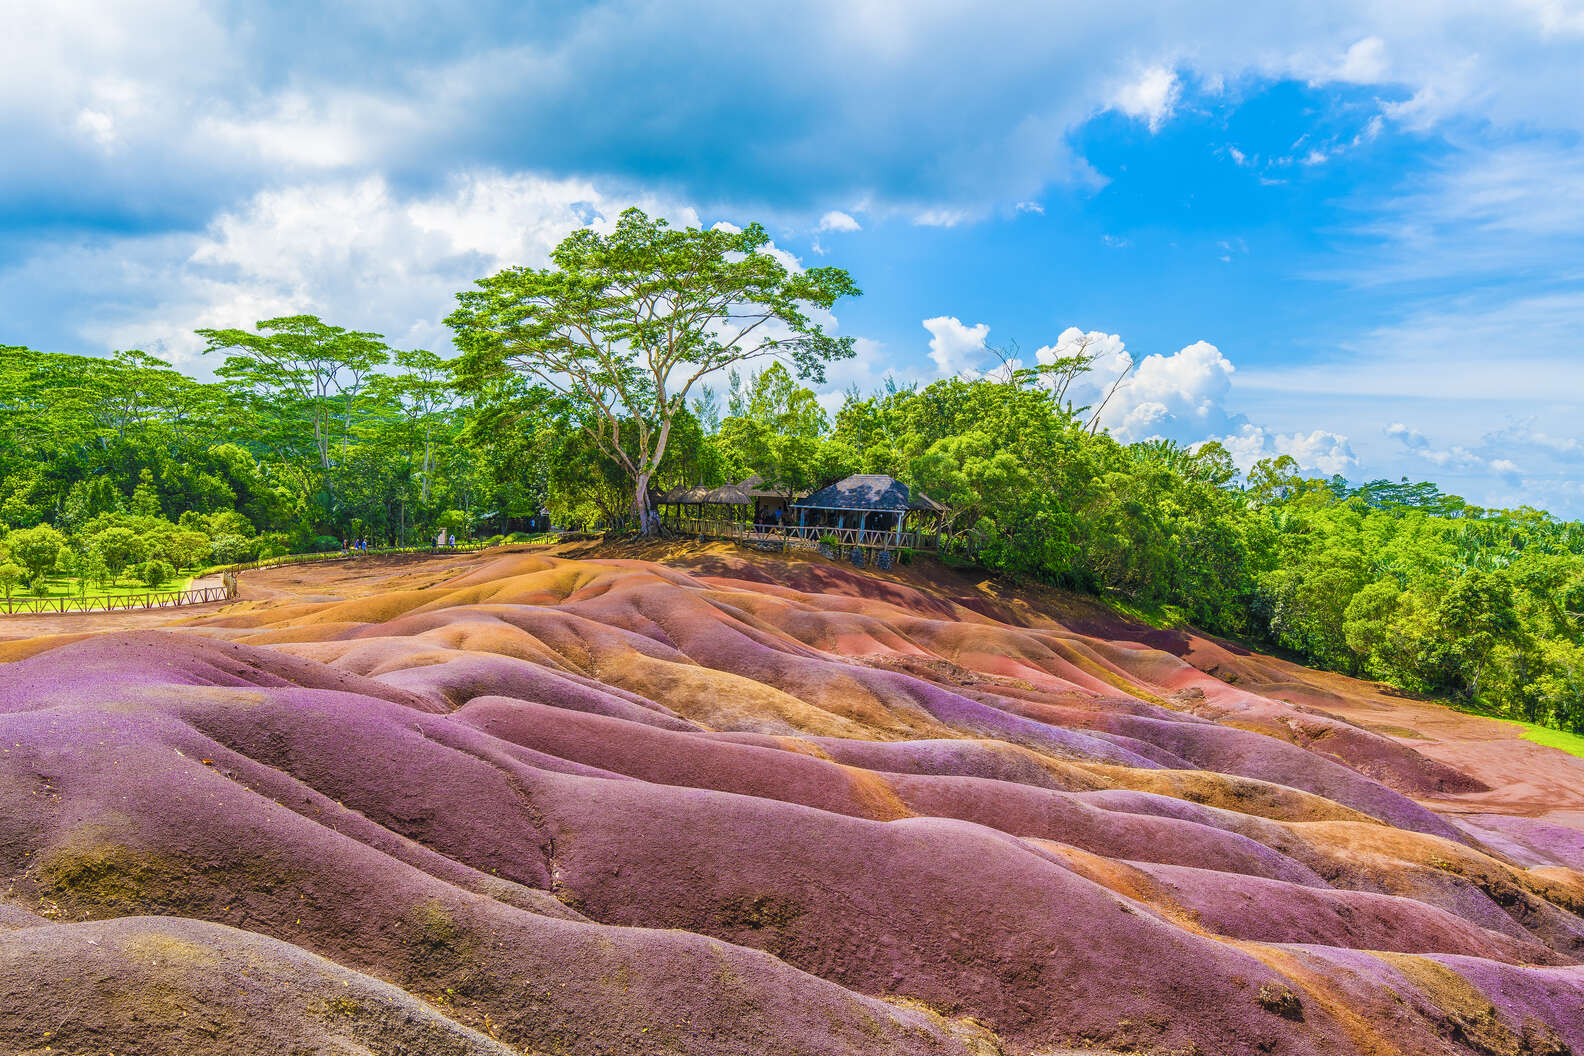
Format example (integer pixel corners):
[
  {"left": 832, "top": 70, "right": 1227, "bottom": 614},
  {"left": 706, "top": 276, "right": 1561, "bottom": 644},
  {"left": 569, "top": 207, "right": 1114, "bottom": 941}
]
[
  {"left": 1387, "top": 422, "right": 1524, "bottom": 480},
  {"left": 38, "top": 172, "right": 698, "bottom": 366},
  {"left": 912, "top": 208, "right": 970, "bottom": 228},
  {"left": 1092, "top": 338, "right": 1239, "bottom": 443},
  {"left": 1032, "top": 327, "right": 1360, "bottom": 478},
  {"left": 1015, "top": 201, "right": 1044, "bottom": 214},
  {"left": 1483, "top": 421, "right": 1584, "bottom": 461},
  {"left": 1213, "top": 424, "right": 1359, "bottom": 476},
  {"left": 1335, "top": 35, "right": 1389, "bottom": 82},
  {"left": 1112, "top": 66, "right": 1180, "bottom": 132},
  {"left": 817, "top": 210, "right": 861, "bottom": 232},
  {"left": 74, "top": 108, "right": 118, "bottom": 150},
  {"left": 4, "top": 1, "right": 1584, "bottom": 228},
  {"left": 923, "top": 316, "right": 992, "bottom": 377}
]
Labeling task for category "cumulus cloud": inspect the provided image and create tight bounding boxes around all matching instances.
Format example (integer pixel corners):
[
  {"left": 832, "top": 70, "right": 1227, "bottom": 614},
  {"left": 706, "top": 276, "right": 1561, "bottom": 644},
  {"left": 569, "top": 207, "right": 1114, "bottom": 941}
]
[
  {"left": 1110, "top": 340, "right": 1238, "bottom": 440},
  {"left": 923, "top": 316, "right": 992, "bottom": 377},
  {"left": 1213, "top": 424, "right": 1359, "bottom": 476},
  {"left": 1029, "top": 326, "right": 1359, "bottom": 478},
  {"left": 1032, "top": 328, "right": 1251, "bottom": 445},
  {"left": 817, "top": 210, "right": 861, "bottom": 233}
]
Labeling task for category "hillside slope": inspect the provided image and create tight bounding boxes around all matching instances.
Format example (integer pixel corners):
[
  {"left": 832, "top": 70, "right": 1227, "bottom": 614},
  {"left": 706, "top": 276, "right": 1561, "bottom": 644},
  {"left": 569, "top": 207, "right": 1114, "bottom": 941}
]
[{"left": 2, "top": 543, "right": 1583, "bottom": 1055}]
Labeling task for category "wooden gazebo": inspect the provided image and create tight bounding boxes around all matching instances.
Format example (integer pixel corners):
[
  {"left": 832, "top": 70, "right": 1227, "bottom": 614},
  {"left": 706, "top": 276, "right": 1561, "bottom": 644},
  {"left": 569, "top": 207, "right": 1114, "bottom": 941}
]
[
  {"left": 790, "top": 474, "right": 943, "bottom": 550},
  {"left": 660, "top": 473, "right": 943, "bottom": 552}
]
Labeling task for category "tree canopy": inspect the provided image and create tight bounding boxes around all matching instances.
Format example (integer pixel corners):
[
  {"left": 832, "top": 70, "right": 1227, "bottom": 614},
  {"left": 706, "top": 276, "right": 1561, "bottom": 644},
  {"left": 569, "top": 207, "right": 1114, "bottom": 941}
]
[{"left": 447, "top": 208, "right": 860, "bottom": 532}]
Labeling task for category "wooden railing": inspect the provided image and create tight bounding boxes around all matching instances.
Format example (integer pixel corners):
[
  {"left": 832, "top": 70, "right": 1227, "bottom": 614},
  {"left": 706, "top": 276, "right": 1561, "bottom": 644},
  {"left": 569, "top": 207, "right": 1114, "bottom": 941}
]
[
  {"left": 0, "top": 583, "right": 234, "bottom": 615},
  {"left": 1, "top": 541, "right": 502, "bottom": 618},
  {"left": 663, "top": 515, "right": 938, "bottom": 551}
]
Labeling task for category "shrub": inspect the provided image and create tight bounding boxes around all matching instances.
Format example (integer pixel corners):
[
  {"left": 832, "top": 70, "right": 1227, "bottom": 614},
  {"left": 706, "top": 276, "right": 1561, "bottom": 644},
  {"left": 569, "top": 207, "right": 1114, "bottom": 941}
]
[
  {"left": 309, "top": 535, "right": 341, "bottom": 554},
  {"left": 137, "top": 559, "right": 177, "bottom": 589},
  {"left": 165, "top": 529, "right": 212, "bottom": 570},
  {"left": 256, "top": 532, "right": 291, "bottom": 559},
  {"left": 208, "top": 533, "right": 254, "bottom": 565}
]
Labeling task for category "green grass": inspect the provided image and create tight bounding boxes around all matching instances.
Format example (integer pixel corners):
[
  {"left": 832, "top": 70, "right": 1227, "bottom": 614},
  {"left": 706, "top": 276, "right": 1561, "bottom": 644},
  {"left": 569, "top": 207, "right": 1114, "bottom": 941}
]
[
  {"left": 5, "top": 572, "right": 194, "bottom": 602},
  {"left": 1105, "top": 595, "right": 1193, "bottom": 630},
  {"left": 1499, "top": 719, "right": 1584, "bottom": 760}
]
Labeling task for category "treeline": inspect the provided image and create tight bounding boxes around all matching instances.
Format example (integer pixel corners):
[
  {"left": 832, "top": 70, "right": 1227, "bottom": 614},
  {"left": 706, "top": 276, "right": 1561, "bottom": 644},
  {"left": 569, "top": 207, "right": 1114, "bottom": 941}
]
[{"left": 10, "top": 331, "right": 1575, "bottom": 730}]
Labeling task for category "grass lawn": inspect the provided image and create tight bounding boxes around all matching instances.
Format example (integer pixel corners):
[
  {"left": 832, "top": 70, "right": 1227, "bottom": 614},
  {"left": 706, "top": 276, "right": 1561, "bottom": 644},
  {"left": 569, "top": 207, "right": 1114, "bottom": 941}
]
[
  {"left": 1501, "top": 719, "right": 1584, "bottom": 760},
  {"left": 4, "top": 572, "right": 194, "bottom": 602}
]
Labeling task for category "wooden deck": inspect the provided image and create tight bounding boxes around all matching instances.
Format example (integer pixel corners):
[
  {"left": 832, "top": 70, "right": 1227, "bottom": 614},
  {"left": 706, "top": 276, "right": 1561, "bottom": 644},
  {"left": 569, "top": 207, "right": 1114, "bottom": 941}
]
[{"left": 663, "top": 515, "right": 938, "bottom": 551}]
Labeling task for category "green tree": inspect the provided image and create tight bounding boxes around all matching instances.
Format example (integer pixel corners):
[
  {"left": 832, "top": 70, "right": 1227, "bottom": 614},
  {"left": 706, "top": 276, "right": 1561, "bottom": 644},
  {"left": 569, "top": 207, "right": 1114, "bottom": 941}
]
[
  {"left": 717, "top": 363, "right": 836, "bottom": 503},
  {"left": 0, "top": 562, "right": 23, "bottom": 601},
  {"left": 131, "top": 468, "right": 162, "bottom": 517},
  {"left": 198, "top": 316, "right": 391, "bottom": 516},
  {"left": 82, "top": 549, "right": 110, "bottom": 591},
  {"left": 5, "top": 524, "right": 67, "bottom": 588},
  {"left": 449, "top": 208, "right": 860, "bottom": 534},
  {"left": 90, "top": 526, "right": 146, "bottom": 583},
  {"left": 137, "top": 559, "right": 177, "bottom": 589},
  {"left": 1429, "top": 570, "right": 1522, "bottom": 699}
]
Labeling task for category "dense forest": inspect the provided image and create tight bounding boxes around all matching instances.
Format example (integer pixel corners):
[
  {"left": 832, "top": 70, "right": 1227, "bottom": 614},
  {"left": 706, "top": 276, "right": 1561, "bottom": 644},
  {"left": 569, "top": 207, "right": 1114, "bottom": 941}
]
[{"left": 2, "top": 211, "right": 1581, "bottom": 733}]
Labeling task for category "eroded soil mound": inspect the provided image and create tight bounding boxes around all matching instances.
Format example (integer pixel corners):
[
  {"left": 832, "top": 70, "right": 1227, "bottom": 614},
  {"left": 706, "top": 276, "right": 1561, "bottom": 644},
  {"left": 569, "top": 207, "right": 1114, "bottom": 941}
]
[{"left": 3, "top": 543, "right": 1584, "bottom": 1055}]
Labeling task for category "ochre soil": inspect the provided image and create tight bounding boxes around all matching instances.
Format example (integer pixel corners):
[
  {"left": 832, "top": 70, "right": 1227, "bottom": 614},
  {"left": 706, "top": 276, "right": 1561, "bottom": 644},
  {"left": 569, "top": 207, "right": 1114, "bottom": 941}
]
[{"left": 2, "top": 540, "right": 1582, "bottom": 1056}]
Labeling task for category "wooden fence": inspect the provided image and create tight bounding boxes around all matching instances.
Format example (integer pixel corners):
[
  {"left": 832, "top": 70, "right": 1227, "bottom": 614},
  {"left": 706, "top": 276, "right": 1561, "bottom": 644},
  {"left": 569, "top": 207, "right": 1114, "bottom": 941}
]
[
  {"left": 0, "top": 583, "right": 235, "bottom": 615},
  {"left": 0, "top": 541, "right": 500, "bottom": 617},
  {"left": 663, "top": 515, "right": 939, "bottom": 552}
]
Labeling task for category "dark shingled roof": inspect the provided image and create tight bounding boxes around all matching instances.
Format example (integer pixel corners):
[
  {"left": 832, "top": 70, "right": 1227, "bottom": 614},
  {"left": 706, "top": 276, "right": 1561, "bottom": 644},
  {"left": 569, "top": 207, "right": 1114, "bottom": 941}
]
[{"left": 793, "top": 474, "right": 942, "bottom": 513}]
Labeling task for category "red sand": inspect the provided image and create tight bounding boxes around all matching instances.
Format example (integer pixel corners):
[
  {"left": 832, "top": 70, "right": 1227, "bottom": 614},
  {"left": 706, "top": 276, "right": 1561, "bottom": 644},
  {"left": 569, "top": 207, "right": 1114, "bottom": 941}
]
[{"left": 1, "top": 540, "right": 1581, "bottom": 1055}]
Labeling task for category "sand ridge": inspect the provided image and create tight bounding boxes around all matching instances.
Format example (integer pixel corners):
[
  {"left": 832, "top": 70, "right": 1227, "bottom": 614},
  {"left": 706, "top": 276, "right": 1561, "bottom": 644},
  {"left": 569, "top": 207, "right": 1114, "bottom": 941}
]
[{"left": 1, "top": 541, "right": 1582, "bottom": 1055}]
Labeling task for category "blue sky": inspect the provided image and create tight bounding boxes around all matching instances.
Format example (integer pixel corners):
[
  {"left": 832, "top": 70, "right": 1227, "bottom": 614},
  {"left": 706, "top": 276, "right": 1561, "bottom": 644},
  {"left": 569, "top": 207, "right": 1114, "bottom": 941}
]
[{"left": 3, "top": 2, "right": 1583, "bottom": 512}]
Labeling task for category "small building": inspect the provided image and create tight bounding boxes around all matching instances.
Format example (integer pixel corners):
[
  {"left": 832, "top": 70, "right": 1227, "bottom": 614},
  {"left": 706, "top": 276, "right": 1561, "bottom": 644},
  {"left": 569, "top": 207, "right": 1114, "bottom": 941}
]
[
  {"left": 737, "top": 475, "right": 799, "bottom": 526},
  {"left": 791, "top": 474, "right": 944, "bottom": 549},
  {"left": 660, "top": 476, "right": 800, "bottom": 526}
]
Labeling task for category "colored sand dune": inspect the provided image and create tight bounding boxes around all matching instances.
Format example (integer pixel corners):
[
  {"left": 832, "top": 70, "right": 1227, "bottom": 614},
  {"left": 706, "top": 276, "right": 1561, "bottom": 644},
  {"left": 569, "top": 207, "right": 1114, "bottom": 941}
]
[{"left": 3, "top": 542, "right": 1584, "bottom": 1055}]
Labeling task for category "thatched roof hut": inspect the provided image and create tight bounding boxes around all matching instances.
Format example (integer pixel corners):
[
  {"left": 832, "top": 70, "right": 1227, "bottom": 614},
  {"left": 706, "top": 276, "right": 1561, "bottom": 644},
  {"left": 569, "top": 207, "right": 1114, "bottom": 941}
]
[{"left": 657, "top": 484, "right": 713, "bottom": 505}]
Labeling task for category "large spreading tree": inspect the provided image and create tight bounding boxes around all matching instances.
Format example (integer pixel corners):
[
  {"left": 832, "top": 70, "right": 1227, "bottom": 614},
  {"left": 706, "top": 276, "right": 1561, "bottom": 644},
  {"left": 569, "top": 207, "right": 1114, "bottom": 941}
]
[{"left": 446, "top": 208, "right": 860, "bottom": 533}]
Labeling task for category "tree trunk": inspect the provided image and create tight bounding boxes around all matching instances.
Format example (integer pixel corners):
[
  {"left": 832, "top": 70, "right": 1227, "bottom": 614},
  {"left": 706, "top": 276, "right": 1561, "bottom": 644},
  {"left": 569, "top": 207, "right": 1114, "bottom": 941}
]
[{"left": 634, "top": 472, "right": 657, "bottom": 536}]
